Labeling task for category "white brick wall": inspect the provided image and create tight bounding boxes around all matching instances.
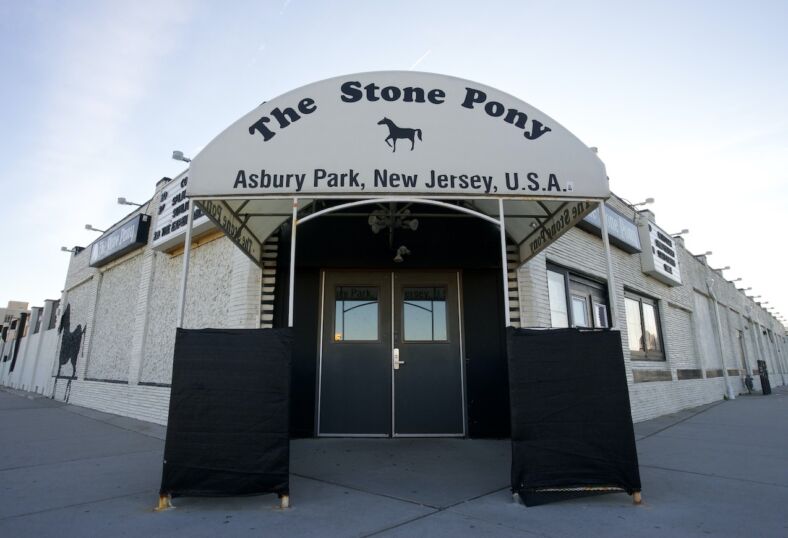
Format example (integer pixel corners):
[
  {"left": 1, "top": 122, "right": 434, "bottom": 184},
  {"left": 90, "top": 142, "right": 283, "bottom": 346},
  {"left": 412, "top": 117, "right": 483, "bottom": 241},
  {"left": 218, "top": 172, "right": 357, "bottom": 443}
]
[
  {"left": 516, "top": 195, "right": 785, "bottom": 422},
  {"left": 8, "top": 191, "right": 785, "bottom": 428}
]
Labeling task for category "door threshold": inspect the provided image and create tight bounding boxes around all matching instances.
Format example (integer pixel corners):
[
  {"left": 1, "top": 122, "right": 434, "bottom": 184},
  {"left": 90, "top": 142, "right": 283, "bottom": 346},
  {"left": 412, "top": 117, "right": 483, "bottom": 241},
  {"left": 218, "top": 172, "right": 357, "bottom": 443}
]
[
  {"left": 393, "top": 433, "right": 465, "bottom": 438},
  {"left": 317, "top": 433, "right": 390, "bottom": 438}
]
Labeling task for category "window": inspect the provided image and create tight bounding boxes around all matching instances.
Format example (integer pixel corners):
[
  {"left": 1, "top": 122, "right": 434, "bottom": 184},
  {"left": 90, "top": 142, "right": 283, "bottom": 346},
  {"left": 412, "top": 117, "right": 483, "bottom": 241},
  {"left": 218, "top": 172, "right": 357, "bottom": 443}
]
[
  {"left": 571, "top": 296, "right": 590, "bottom": 327},
  {"left": 403, "top": 287, "right": 448, "bottom": 341},
  {"left": 547, "top": 264, "right": 609, "bottom": 329},
  {"left": 593, "top": 303, "right": 609, "bottom": 328},
  {"left": 334, "top": 286, "right": 379, "bottom": 341},
  {"left": 624, "top": 291, "right": 664, "bottom": 360},
  {"left": 47, "top": 301, "right": 60, "bottom": 331},
  {"left": 547, "top": 270, "right": 569, "bottom": 327}
]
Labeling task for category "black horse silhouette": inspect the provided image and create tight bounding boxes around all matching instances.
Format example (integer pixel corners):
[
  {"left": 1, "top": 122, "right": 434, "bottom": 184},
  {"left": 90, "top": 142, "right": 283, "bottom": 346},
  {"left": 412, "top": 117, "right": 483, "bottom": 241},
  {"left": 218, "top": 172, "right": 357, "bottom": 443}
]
[
  {"left": 53, "top": 303, "right": 85, "bottom": 401},
  {"left": 377, "top": 117, "right": 422, "bottom": 152}
]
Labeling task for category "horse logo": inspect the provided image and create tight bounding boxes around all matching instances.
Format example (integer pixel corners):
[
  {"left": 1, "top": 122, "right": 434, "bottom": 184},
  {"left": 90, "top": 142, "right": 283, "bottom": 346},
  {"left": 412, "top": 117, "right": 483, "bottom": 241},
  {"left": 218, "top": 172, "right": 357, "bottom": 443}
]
[
  {"left": 53, "top": 303, "right": 86, "bottom": 402},
  {"left": 377, "top": 117, "right": 422, "bottom": 152}
]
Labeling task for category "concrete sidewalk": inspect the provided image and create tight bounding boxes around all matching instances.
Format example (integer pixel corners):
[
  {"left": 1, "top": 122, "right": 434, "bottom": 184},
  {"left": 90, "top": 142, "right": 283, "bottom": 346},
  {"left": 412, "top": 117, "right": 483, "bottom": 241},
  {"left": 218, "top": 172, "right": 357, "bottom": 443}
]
[{"left": 0, "top": 387, "right": 786, "bottom": 537}]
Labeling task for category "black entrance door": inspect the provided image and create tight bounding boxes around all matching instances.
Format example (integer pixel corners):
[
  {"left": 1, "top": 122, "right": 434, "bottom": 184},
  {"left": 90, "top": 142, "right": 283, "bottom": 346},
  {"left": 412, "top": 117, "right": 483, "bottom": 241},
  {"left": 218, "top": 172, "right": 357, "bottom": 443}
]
[
  {"left": 318, "top": 270, "right": 464, "bottom": 436},
  {"left": 319, "top": 271, "right": 392, "bottom": 435}
]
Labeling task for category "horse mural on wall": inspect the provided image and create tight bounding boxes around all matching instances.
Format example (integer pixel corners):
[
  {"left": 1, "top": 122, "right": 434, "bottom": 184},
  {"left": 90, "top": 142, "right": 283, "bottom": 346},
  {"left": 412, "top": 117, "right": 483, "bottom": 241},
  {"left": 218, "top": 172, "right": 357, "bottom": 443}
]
[
  {"left": 377, "top": 117, "right": 422, "bottom": 152},
  {"left": 53, "top": 303, "right": 86, "bottom": 402}
]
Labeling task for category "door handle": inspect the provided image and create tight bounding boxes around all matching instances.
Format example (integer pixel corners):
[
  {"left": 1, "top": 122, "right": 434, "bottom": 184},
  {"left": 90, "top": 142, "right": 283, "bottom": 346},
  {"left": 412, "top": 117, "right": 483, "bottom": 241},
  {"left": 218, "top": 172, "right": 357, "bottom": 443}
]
[{"left": 393, "top": 348, "right": 405, "bottom": 370}]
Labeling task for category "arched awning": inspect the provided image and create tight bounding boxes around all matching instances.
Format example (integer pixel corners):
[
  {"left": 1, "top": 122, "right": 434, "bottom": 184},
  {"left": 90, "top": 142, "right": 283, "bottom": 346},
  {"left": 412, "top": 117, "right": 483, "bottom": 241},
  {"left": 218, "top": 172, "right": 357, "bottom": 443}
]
[
  {"left": 185, "top": 71, "right": 609, "bottom": 267},
  {"left": 176, "top": 72, "right": 616, "bottom": 328}
]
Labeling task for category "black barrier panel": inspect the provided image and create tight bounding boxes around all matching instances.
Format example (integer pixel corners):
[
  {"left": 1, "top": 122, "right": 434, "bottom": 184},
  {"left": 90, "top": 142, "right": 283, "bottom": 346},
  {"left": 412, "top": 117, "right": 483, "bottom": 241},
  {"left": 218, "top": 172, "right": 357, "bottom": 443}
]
[
  {"left": 757, "top": 360, "right": 772, "bottom": 395},
  {"left": 160, "top": 328, "right": 291, "bottom": 498},
  {"left": 507, "top": 327, "right": 641, "bottom": 506}
]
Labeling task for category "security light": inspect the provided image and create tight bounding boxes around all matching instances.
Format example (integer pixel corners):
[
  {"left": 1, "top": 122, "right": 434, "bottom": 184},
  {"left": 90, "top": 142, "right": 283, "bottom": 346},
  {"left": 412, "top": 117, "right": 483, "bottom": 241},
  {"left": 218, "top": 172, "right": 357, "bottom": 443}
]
[
  {"left": 671, "top": 229, "right": 689, "bottom": 237},
  {"left": 172, "top": 150, "right": 192, "bottom": 163},
  {"left": 118, "top": 197, "right": 142, "bottom": 207},
  {"left": 713, "top": 266, "right": 730, "bottom": 272},
  {"left": 85, "top": 224, "right": 106, "bottom": 233},
  {"left": 632, "top": 197, "right": 654, "bottom": 207},
  {"left": 730, "top": 278, "right": 742, "bottom": 282},
  {"left": 694, "top": 251, "right": 712, "bottom": 258}
]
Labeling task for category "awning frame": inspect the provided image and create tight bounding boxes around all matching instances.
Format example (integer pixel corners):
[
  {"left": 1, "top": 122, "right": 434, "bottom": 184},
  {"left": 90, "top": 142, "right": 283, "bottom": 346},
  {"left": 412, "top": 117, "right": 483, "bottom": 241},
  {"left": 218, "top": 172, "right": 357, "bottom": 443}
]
[{"left": 176, "top": 194, "right": 619, "bottom": 331}]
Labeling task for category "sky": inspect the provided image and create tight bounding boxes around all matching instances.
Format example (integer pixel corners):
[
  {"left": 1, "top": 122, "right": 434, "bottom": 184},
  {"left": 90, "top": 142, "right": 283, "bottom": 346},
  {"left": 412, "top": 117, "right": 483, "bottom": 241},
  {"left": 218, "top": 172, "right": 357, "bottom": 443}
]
[{"left": 0, "top": 0, "right": 786, "bottom": 324}]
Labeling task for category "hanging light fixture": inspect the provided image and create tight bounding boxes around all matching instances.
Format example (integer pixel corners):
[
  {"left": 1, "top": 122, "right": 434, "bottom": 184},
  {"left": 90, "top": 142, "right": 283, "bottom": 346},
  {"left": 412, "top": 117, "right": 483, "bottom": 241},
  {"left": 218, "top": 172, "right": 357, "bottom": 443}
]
[
  {"left": 368, "top": 203, "right": 419, "bottom": 248},
  {"left": 393, "top": 245, "right": 411, "bottom": 263}
]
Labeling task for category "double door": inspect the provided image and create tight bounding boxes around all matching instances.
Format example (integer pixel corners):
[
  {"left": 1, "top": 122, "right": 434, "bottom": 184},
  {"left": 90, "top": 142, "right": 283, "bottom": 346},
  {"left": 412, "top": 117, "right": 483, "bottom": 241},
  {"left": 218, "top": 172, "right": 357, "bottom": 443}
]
[{"left": 318, "top": 270, "right": 465, "bottom": 436}]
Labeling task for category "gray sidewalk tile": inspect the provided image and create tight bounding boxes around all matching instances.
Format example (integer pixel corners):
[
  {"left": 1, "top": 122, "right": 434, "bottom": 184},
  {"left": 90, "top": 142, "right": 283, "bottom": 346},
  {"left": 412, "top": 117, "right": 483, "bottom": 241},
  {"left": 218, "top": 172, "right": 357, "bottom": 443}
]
[
  {"left": 375, "top": 510, "right": 540, "bottom": 537},
  {"left": 448, "top": 466, "right": 788, "bottom": 538},
  {"left": 0, "top": 385, "right": 786, "bottom": 537},
  {"left": 0, "top": 449, "right": 163, "bottom": 519},
  {"left": 291, "top": 438, "right": 510, "bottom": 508},
  {"left": 0, "top": 475, "right": 435, "bottom": 538}
]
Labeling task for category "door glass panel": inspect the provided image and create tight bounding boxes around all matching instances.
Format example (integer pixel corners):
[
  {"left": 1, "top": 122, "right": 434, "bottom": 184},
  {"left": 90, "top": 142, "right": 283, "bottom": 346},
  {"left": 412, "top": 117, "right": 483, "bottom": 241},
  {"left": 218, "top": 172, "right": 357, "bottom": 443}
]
[
  {"left": 334, "top": 286, "right": 379, "bottom": 341},
  {"left": 403, "top": 287, "right": 447, "bottom": 341},
  {"left": 571, "top": 296, "right": 589, "bottom": 327}
]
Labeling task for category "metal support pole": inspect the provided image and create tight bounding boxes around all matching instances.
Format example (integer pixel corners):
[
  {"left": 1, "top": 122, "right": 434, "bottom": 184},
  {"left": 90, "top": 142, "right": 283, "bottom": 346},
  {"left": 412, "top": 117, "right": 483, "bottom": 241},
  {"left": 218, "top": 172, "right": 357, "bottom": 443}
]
[
  {"left": 288, "top": 198, "right": 298, "bottom": 328},
  {"left": 498, "top": 198, "right": 511, "bottom": 327},
  {"left": 707, "top": 278, "right": 736, "bottom": 400},
  {"left": 598, "top": 202, "right": 619, "bottom": 329},
  {"left": 175, "top": 204, "right": 195, "bottom": 328}
]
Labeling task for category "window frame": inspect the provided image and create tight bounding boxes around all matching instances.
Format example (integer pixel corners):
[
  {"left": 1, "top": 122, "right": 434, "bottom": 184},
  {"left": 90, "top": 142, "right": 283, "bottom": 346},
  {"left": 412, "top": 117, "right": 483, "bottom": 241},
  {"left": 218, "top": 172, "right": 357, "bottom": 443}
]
[
  {"left": 624, "top": 289, "right": 665, "bottom": 361},
  {"left": 401, "top": 285, "right": 449, "bottom": 343},
  {"left": 332, "top": 285, "right": 382, "bottom": 343},
  {"left": 547, "top": 262, "right": 610, "bottom": 329}
]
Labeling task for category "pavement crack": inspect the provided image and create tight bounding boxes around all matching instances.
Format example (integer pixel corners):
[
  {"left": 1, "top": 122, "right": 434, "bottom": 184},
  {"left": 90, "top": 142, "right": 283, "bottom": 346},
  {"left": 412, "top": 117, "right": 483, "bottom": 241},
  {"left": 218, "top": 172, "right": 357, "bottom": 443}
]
[
  {"left": 0, "top": 448, "right": 162, "bottom": 473},
  {"left": 360, "top": 510, "right": 441, "bottom": 537},
  {"left": 637, "top": 401, "right": 725, "bottom": 441},
  {"left": 639, "top": 463, "right": 788, "bottom": 489},
  {"left": 290, "top": 472, "right": 440, "bottom": 509},
  {"left": 60, "top": 406, "right": 166, "bottom": 441},
  {"left": 0, "top": 489, "right": 153, "bottom": 522}
]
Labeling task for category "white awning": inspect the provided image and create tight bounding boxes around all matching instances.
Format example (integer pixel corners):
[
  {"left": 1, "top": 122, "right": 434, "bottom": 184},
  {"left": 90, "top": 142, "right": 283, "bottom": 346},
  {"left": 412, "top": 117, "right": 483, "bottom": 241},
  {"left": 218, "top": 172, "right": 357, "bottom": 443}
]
[{"left": 185, "top": 71, "right": 608, "bottom": 266}]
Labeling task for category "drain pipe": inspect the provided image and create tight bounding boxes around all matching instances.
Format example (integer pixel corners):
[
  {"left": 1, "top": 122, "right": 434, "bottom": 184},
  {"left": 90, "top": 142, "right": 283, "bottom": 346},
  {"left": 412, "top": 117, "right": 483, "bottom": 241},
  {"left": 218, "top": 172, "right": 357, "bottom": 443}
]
[{"left": 706, "top": 277, "right": 736, "bottom": 400}]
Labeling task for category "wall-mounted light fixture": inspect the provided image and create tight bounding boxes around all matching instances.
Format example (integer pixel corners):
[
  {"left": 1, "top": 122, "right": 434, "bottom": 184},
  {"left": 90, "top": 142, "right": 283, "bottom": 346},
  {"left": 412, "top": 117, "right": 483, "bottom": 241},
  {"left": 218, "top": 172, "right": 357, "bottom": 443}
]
[
  {"left": 172, "top": 150, "right": 192, "bottom": 163},
  {"left": 632, "top": 197, "right": 655, "bottom": 208},
  {"left": 117, "top": 197, "right": 142, "bottom": 207},
  {"left": 671, "top": 229, "right": 689, "bottom": 237},
  {"left": 85, "top": 224, "right": 106, "bottom": 233}
]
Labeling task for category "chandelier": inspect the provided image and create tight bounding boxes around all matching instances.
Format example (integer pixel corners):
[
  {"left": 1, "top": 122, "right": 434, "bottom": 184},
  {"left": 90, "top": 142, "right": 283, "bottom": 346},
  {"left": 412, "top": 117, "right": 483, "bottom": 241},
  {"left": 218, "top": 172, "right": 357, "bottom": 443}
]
[{"left": 367, "top": 203, "right": 419, "bottom": 251}]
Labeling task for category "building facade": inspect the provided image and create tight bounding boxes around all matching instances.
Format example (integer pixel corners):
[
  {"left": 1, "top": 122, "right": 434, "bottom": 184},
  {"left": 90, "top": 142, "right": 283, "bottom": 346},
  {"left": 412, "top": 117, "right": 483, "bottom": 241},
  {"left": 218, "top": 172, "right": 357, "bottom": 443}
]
[
  {"left": 1, "top": 183, "right": 784, "bottom": 432},
  {"left": 2, "top": 72, "right": 786, "bottom": 435}
]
